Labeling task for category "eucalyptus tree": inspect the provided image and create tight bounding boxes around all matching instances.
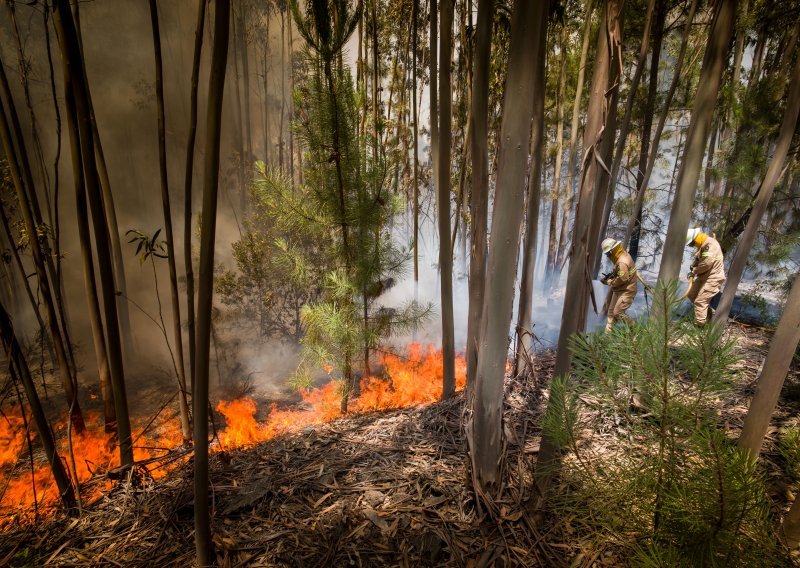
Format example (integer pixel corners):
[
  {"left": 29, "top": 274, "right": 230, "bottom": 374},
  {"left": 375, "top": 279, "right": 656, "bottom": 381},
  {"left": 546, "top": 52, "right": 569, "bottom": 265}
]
[
  {"left": 624, "top": 0, "right": 699, "bottom": 258},
  {"left": 438, "top": 0, "right": 456, "bottom": 399},
  {"left": 183, "top": 0, "right": 208, "bottom": 388},
  {"left": 471, "top": 0, "right": 548, "bottom": 491},
  {"left": 52, "top": 0, "right": 133, "bottom": 465},
  {"left": 738, "top": 274, "right": 800, "bottom": 459},
  {"left": 0, "top": 52, "right": 84, "bottom": 434},
  {"left": 553, "top": 0, "right": 595, "bottom": 288},
  {"left": 466, "top": 0, "right": 494, "bottom": 389},
  {"left": 658, "top": 0, "right": 736, "bottom": 282},
  {"left": 148, "top": 0, "right": 191, "bottom": 442},
  {"left": 193, "top": 0, "right": 231, "bottom": 562},
  {"left": 714, "top": 40, "right": 800, "bottom": 325},
  {"left": 536, "top": 0, "right": 624, "bottom": 515}
]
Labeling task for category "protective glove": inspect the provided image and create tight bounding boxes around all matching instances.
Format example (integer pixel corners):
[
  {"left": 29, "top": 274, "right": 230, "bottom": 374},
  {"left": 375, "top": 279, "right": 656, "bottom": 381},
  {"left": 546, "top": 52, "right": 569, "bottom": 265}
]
[
  {"left": 686, "top": 271, "right": 694, "bottom": 280},
  {"left": 600, "top": 272, "right": 610, "bottom": 285}
]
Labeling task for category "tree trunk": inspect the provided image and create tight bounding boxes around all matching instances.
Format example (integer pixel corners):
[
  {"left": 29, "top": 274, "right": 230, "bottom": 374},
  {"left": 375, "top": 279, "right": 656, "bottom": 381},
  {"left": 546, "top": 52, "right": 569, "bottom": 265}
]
[
  {"left": 0, "top": 55, "right": 84, "bottom": 434},
  {"left": 184, "top": 0, "right": 208, "bottom": 390},
  {"left": 513, "top": 34, "right": 547, "bottom": 378},
  {"left": 194, "top": 0, "right": 230, "bottom": 564},
  {"left": 73, "top": 3, "right": 135, "bottom": 364},
  {"left": 545, "top": 25, "right": 568, "bottom": 290},
  {"left": 536, "top": 0, "right": 623, "bottom": 514},
  {"left": 430, "top": 0, "right": 439, "bottom": 183},
  {"left": 52, "top": 0, "right": 133, "bottom": 465},
  {"left": 288, "top": 17, "right": 296, "bottom": 188},
  {"left": 625, "top": 0, "right": 697, "bottom": 257},
  {"left": 554, "top": 0, "right": 594, "bottom": 286},
  {"left": 465, "top": 0, "right": 493, "bottom": 389},
  {"left": 239, "top": 1, "right": 253, "bottom": 202},
  {"left": 65, "top": 74, "right": 116, "bottom": 434},
  {"left": 412, "top": 0, "right": 420, "bottom": 283},
  {"left": 438, "top": 0, "right": 456, "bottom": 400},
  {"left": 586, "top": 8, "right": 623, "bottom": 283},
  {"left": 149, "top": 0, "right": 192, "bottom": 442},
  {"left": 738, "top": 273, "right": 800, "bottom": 458},
  {"left": 715, "top": 40, "right": 800, "bottom": 324},
  {"left": 595, "top": 0, "right": 656, "bottom": 273},
  {"left": 658, "top": 0, "right": 736, "bottom": 282},
  {"left": 371, "top": 0, "right": 380, "bottom": 162},
  {"left": 0, "top": 302, "right": 76, "bottom": 512},
  {"left": 472, "top": 0, "right": 547, "bottom": 492}
]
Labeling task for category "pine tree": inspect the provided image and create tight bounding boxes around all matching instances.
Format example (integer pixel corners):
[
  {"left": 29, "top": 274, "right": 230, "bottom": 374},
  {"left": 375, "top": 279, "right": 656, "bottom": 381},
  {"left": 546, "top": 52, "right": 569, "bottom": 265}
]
[
  {"left": 289, "top": 0, "right": 427, "bottom": 411},
  {"left": 542, "top": 282, "right": 788, "bottom": 565}
]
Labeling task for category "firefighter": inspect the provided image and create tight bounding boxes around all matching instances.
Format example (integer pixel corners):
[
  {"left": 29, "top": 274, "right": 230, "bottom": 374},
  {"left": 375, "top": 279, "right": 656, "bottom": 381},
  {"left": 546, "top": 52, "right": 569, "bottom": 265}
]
[
  {"left": 600, "top": 238, "right": 638, "bottom": 332},
  {"left": 685, "top": 227, "right": 726, "bottom": 326}
]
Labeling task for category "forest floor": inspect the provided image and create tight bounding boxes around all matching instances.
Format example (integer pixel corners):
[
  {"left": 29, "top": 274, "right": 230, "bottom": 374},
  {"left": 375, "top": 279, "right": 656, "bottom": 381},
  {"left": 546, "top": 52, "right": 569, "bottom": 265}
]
[{"left": 1, "top": 322, "right": 798, "bottom": 567}]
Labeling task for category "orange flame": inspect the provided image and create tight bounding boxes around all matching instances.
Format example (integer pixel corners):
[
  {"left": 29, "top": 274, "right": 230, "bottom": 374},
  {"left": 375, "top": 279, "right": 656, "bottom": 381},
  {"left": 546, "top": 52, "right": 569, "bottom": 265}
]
[
  {"left": 1, "top": 344, "right": 464, "bottom": 526},
  {"left": 215, "top": 344, "right": 466, "bottom": 448}
]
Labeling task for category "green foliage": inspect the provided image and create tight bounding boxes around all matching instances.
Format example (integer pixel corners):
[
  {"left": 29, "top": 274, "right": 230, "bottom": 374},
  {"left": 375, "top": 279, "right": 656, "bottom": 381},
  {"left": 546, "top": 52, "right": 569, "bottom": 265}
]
[
  {"left": 216, "top": 166, "right": 328, "bottom": 341},
  {"left": 779, "top": 427, "right": 800, "bottom": 483},
  {"left": 272, "top": 2, "right": 430, "bottom": 402},
  {"left": 543, "top": 281, "right": 789, "bottom": 566},
  {"left": 126, "top": 229, "right": 168, "bottom": 264}
]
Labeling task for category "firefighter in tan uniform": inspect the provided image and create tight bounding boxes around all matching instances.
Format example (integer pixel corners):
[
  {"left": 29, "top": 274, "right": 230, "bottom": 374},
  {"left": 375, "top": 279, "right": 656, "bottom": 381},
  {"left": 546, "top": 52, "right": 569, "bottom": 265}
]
[
  {"left": 600, "top": 238, "right": 638, "bottom": 332},
  {"left": 685, "top": 227, "right": 726, "bottom": 326}
]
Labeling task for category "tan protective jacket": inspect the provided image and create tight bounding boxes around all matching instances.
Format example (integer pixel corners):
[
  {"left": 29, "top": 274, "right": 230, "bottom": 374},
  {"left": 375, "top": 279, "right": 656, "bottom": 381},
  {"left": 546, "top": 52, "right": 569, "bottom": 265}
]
[
  {"left": 692, "top": 236, "right": 725, "bottom": 289},
  {"left": 608, "top": 250, "right": 638, "bottom": 294}
]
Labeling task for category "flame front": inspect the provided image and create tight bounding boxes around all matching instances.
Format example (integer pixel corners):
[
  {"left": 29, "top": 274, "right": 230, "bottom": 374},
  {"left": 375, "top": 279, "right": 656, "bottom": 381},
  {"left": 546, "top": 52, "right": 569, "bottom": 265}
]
[{"left": 0, "top": 344, "right": 464, "bottom": 526}]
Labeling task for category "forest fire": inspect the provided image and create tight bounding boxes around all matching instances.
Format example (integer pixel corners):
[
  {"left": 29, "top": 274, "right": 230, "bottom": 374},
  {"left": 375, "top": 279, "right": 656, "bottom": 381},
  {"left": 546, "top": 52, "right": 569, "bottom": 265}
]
[{"left": 0, "top": 344, "right": 464, "bottom": 527}]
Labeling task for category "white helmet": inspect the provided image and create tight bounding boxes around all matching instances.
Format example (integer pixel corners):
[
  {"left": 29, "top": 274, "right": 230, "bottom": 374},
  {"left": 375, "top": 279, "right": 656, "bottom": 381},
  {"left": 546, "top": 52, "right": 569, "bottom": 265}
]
[
  {"left": 686, "top": 227, "right": 702, "bottom": 246},
  {"left": 601, "top": 238, "right": 621, "bottom": 255}
]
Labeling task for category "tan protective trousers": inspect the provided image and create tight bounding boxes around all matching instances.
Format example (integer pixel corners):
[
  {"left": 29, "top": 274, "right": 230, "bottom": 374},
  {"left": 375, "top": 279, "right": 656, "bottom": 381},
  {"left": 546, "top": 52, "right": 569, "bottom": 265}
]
[
  {"left": 686, "top": 278, "right": 723, "bottom": 326},
  {"left": 606, "top": 288, "right": 636, "bottom": 332}
]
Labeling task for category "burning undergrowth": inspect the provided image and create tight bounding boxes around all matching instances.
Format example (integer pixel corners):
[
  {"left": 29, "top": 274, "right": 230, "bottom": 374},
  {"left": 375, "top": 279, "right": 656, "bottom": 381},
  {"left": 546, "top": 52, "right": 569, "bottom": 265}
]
[
  {"left": 0, "top": 344, "right": 466, "bottom": 527},
  {"left": 0, "top": 350, "right": 552, "bottom": 567}
]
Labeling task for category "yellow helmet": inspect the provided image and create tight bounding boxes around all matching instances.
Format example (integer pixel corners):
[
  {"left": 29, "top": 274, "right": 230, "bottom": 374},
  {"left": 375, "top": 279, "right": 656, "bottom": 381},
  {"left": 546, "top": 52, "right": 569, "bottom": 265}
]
[{"left": 686, "top": 227, "right": 703, "bottom": 247}]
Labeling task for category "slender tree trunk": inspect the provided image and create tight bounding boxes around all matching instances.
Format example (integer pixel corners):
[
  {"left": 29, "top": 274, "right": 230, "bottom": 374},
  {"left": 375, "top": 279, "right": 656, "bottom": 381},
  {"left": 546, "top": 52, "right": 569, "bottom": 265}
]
[
  {"left": 0, "top": 302, "right": 76, "bottom": 512},
  {"left": 545, "top": 25, "right": 568, "bottom": 289},
  {"left": 371, "top": 0, "right": 380, "bottom": 162},
  {"left": 194, "top": 0, "right": 230, "bottom": 563},
  {"left": 658, "top": 0, "right": 736, "bottom": 282},
  {"left": 288, "top": 18, "right": 296, "bottom": 188},
  {"left": 738, "top": 273, "right": 800, "bottom": 458},
  {"left": 625, "top": 0, "right": 697, "bottom": 256},
  {"left": 0, "top": 203, "right": 47, "bottom": 338},
  {"left": 430, "top": 0, "right": 439, "bottom": 182},
  {"left": 412, "top": 0, "right": 420, "bottom": 283},
  {"left": 65, "top": 75, "right": 116, "bottom": 434},
  {"left": 536, "top": 0, "right": 623, "bottom": 514},
  {"left": 239, "top": 1, "right": 253, "bottom": 203},
  {"left": 472, "top": 0, "right": 547, "bottom": 492},
  {"left": 0, "top": 56, "right": 84, "bottom": 434},
  {"left": 587, "top": 8, "right": 623, "bottom": 283},
  {"left": 513, "top": 39, "right": 547, "bottom": 378},
  {"left": 279, "top": 10, "right": 285, "bottom": 172},
  {"left": 149, "top": 0, "right": 191, "bottom": 442},
  {"left": 72, "top": 3, "right": 135, "bottom": 363},
  {"left": 595, "top": 0, "right": 656, "bottom": 273},
  {"left": 184, "top": 0, "right": 208, "bottom": 391},
  {"left": 715, "top": 41, "right": 800, "bottom": 324},
  {"left": 554, "top": 0, "right": 594, "bottom": 285},
  {"left": 438, "top": 0, "right": 456, "bottom": 399},
  {"left": 53, "top": 0, "right": 133, "bottom": 465},
  {"left": 465, "top": 0, "right": 493, "bottom": 389}
]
